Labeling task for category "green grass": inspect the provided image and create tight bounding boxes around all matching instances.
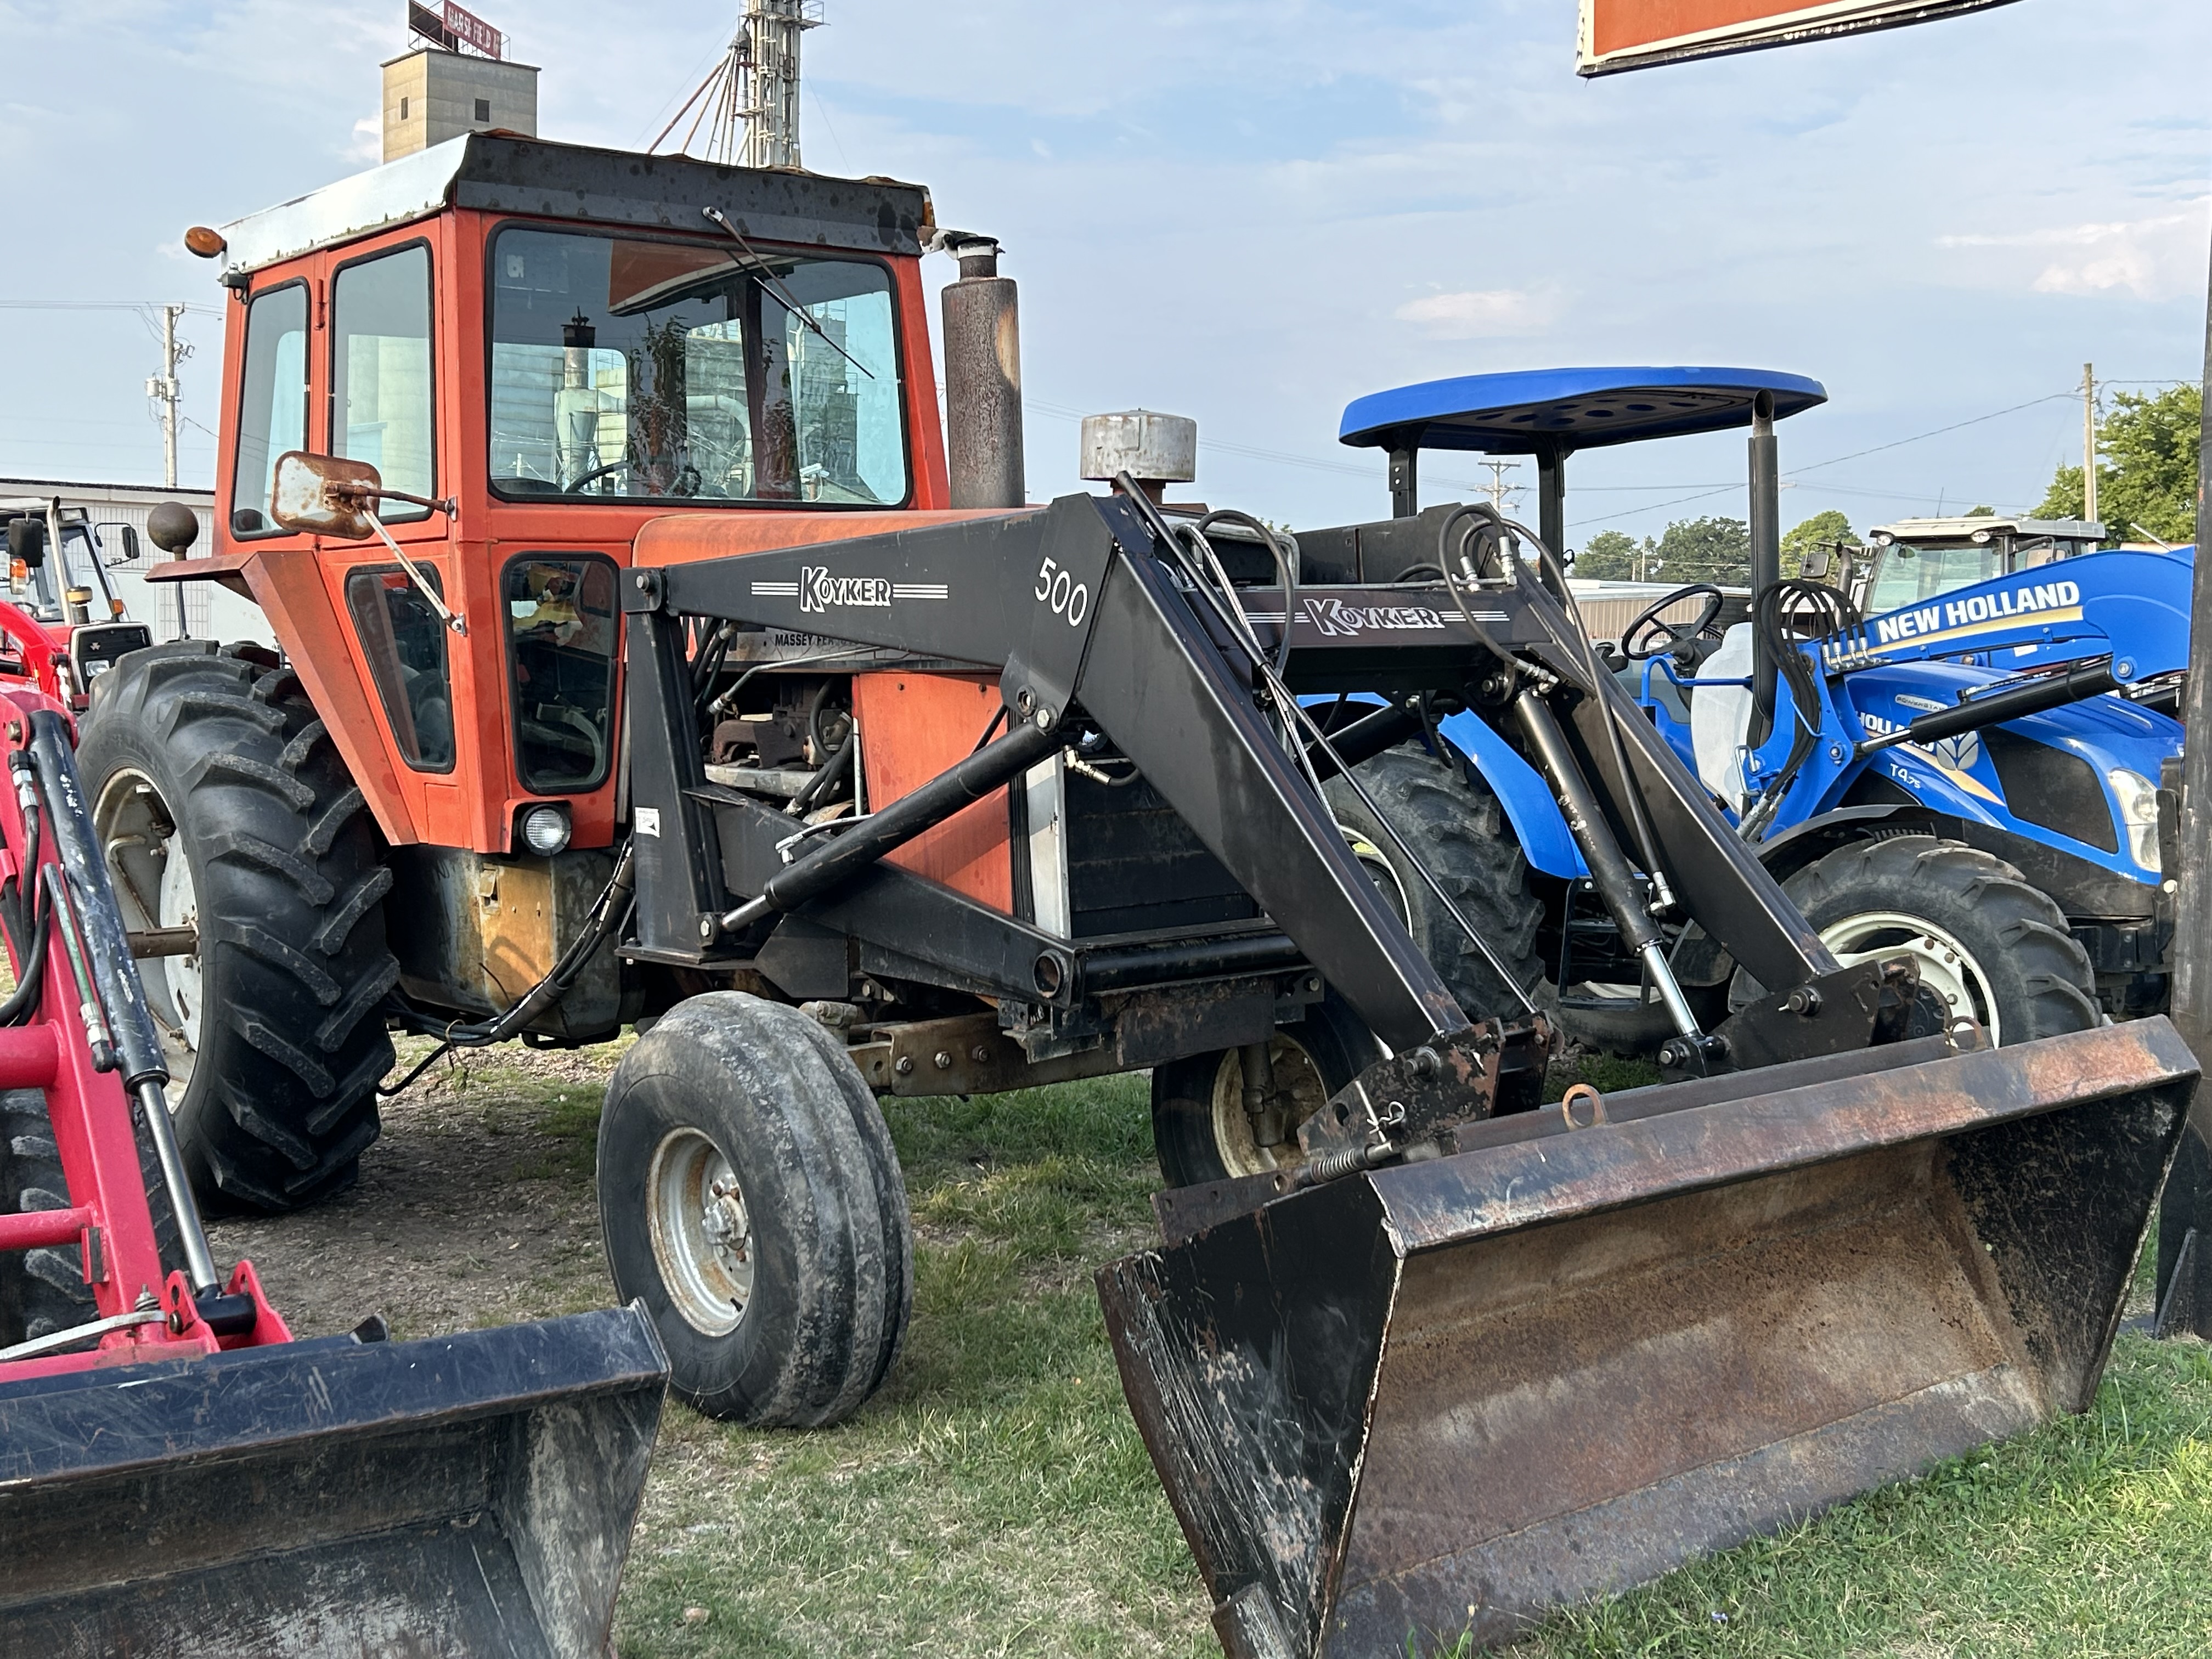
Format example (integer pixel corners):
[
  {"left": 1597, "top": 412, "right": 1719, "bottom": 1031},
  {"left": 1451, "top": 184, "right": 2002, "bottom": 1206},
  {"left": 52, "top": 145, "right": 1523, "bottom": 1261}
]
[
  {"left": 487, "top": 1054, "right": 2212, "bottom": 1658},
  {"left": 1516, "top": 1335, "right": 2212, "bottom": 1658}
]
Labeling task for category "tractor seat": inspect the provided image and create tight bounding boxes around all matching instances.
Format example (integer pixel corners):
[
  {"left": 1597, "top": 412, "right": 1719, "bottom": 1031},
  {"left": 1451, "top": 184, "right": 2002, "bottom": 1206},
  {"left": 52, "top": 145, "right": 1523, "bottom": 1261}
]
[{"left": 1686, "top": 623, "right": 1757, "bottom": 812}]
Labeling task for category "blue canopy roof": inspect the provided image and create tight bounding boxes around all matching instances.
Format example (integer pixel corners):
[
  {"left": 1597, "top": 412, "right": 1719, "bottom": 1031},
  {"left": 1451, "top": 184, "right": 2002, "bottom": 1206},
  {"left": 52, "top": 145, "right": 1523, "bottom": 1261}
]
[{"left": 1339, "top": 366, "right": 1827, "bottom": 454}]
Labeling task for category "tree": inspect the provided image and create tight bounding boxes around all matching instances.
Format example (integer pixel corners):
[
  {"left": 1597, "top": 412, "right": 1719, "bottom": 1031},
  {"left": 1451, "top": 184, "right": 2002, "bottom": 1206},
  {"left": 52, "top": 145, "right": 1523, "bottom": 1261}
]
[
  {"left": 1574, "top": 528, "right": 1639, "bottom": 579},
  {"left": 1648, "top": 516, "right": 1752, "bottom": 585},
  {"left": 1780, "top": 509, "right": 1856, "bottom": 578},
  {"left": 2035, "top": 383, "right": 2200, "bottom": 545}
]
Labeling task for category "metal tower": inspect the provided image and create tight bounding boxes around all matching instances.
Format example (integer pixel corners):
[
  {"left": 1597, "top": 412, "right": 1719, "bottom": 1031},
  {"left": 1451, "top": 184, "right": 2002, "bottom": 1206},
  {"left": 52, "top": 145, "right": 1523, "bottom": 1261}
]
[{"left": 654, "top": 2, "right": 823, "bottom": 169}]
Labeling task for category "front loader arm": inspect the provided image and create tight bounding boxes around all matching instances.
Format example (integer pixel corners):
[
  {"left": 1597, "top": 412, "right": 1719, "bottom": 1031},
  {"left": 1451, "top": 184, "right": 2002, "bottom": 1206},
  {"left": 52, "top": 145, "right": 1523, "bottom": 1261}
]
[{"left": 629, "top": 493, "right": 1470, "bottom": 1051}]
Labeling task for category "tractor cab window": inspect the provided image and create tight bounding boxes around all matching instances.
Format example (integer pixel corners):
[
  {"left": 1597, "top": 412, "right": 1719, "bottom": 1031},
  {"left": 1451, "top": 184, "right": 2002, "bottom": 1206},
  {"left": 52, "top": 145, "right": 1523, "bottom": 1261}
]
[
  {"left": 1861, "top": 541, "right": 2006, "bottom": 616},
  {"left": 346, "top": 566, "right": 455, "bottom": 772},
  {"left": 332, "top": 244, "right": 436, "bottom": 521},
  {"left": 488, "top": 227, "right": 907, "bottom": 506},
  {"left": 9, "top": 522, "right": 121, "bottom": 624},
  {"left": 504, "top": 555, "right": 618, "bottom": 793},
  {"left": 232, "top": 284, "right": 308, "bottom": 537}
]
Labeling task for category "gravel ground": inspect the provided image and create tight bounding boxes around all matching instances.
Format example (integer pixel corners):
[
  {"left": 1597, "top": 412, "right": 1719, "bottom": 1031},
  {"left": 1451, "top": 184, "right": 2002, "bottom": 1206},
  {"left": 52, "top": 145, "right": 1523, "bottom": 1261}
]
[{"left": 205, "top": 1035, "right": 627, "bottom": 1341}]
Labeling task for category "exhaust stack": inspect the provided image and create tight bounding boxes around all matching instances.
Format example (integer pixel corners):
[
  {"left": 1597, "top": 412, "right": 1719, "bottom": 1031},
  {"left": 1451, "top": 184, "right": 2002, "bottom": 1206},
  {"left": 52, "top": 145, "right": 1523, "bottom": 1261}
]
[{"left": 941, "top": 235, "right": 1026, "bottom": 509}]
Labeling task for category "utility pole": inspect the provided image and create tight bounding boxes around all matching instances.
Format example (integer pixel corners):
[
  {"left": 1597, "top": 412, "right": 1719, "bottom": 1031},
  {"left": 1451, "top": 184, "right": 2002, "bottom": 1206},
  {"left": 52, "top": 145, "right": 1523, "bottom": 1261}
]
[
  {"left": 2082, "top": 362, "right": 2098, "bottom": 527},
  {"left": 148, "top": 304, "right": 186, "bottom": 488},
  {"left": 1474, "top": 458, "right": 1522, "bottom": 515},
  {"left": 2153, "top": 240, "right": 2212, "bottom": 1338}
]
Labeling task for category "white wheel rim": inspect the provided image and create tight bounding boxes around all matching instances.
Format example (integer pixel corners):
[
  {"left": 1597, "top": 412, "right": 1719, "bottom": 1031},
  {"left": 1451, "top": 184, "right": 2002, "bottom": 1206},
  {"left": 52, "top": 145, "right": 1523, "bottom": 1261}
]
[
  {"left": 1819, "top": 910, "right": 2000, "bottom": 1044},
  {"left": 1207, "top": 1031, "right": 1330, "bottom": 1178},
  {"left": 1342, "top": 827, "right": 1412, "bottom": 924},
  {"left": 93, "top": 769, "right": 197, "bottom": 1111},
  {"left": 647, "top": 1128, "right": 755, "bottom": 1336}
]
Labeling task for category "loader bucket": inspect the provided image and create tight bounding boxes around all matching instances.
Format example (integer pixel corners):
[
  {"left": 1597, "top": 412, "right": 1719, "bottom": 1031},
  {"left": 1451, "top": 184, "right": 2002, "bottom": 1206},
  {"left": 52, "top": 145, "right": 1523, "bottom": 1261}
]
[
  {"left": 0, "top": 1303, "right": 667, "bottom": 1659},
  {"left": 1099, "top": 1020, "right": 2199, "bottom": 1658}
]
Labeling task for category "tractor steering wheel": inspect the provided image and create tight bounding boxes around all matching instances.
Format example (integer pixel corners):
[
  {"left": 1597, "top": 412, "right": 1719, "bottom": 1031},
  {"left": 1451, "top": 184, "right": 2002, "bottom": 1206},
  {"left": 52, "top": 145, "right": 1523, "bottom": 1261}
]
[
  {"left": 561, "top": 459, "right": 635, "bottom": 495},
  {"left": 1623, "top": 584, "right": 1726, "bottom": 661}
]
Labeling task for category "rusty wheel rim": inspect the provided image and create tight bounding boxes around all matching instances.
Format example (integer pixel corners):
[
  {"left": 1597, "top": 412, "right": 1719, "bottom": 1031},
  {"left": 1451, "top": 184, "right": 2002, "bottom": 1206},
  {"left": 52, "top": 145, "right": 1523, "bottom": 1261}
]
[{"left": 1207, "top": 1031, "right": 1330, "bottom": 1179}]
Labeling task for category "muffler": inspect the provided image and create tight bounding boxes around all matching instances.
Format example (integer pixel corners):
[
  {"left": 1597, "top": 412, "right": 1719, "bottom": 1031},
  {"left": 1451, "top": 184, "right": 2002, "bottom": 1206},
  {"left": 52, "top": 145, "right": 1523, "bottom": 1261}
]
[
  {"left": 0, "top": 1304, "right": 666, "bottom": 1658},
  {"left": 1099, "top": 1019, "right": 2198, "bottom": 1657}
]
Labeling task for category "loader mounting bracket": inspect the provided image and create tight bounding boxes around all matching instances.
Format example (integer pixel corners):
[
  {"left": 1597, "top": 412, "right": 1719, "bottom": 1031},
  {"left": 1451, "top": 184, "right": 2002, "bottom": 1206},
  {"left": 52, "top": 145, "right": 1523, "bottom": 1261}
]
[
  {"left": 1661, "top": 956, "right": 1940, "bottom": 1082},
  {"left": 1299, "top": 1015, "right": 1552, "bottom": 1164}
]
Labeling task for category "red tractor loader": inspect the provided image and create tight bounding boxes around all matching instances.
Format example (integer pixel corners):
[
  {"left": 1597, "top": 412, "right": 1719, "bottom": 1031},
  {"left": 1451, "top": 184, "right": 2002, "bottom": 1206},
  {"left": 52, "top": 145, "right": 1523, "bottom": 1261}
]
[
  {"left": 0, "top": 599, "right": 667, "bottom": 1652},
  {"left": 77, "top": 132, "right": 2198, "bottom": 1651}
]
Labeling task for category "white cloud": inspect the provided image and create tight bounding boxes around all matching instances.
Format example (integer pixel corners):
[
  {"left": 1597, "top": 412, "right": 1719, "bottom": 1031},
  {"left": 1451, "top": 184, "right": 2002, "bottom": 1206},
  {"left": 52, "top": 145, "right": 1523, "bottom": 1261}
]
[
  {"left": 1937, "top": 200, "right": 2210, "bottom": 300},
  {"left": 1393, "top": 287, "right": 1560, "bottom": 338}
]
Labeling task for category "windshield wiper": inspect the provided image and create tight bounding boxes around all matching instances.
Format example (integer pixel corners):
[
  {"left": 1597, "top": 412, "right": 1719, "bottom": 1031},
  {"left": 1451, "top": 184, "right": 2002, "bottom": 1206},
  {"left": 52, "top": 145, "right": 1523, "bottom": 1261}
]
[{"left": 701, "top": 206, "right": 874, "bottom": 382}]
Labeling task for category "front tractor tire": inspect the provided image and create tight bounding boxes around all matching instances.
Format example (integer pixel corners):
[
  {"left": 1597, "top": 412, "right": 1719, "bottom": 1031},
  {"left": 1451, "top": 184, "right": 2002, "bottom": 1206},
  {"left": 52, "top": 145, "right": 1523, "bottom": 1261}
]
[
  {"left": 77, "top": 644, "right": 399, "bottom": 1213},
  {"left": 1737, "top": 834, "right": 2101, "bottom": 1047},
  {"left": 599, "top": 994, "right": 913, "bottom": 1425}
]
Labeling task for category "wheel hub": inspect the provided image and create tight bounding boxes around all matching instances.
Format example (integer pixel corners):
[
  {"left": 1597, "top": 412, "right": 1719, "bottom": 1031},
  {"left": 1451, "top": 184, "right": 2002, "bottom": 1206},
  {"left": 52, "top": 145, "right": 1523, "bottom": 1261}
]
[
  {"left": 1818, "top": 909, "right": 1999, "bottom": 1044},
  {"left": 647, "top": 1128, "right": 755, "bottom": 1336},
  {"left": 93, "top": 769, "right": 197, "bottom": 1112},
  {"left": 1209, "top": 1032, "right": 1330, "bottom": 1179}
]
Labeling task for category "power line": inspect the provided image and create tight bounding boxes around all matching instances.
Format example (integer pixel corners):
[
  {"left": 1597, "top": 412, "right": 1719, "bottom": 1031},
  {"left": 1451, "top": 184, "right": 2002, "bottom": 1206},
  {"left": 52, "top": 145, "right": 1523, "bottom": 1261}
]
[
  {"left": 1566, "top": 389, "right": 2089, "bottom": 531},
  {"left": 0, "top": 301, "right": 221, "bottom": 317},
  {"left": 1786, "top": 392, "right": 2076, "bottom": 476}
]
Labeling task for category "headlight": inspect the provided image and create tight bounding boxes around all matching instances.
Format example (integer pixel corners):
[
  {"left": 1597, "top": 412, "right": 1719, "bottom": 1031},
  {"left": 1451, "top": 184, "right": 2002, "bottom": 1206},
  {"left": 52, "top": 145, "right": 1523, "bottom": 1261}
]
[
  {"left": 2106, "top": 768, "right": 2160, "bottom": 872},
  {"left": 520, "top": 803, "right": 572, "bottom": 857}
]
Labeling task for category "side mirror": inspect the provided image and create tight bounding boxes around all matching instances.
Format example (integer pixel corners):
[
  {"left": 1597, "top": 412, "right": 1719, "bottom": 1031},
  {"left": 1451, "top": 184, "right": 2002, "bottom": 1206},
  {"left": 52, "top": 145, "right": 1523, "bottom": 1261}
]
[
  {"left": 146, "top": 501, "right": 200, "bottom": 557},
  {"left": 1798, "top": 546, "right": 1833, "bottom": 580},
  {"left": 269, "top": 451, "right": 383, "bottom": 540},
  {"left": 94, "top": 521, "right": 142, "bottom": 566},
  {"left": 6, "top": 518, "right": 46, "bottom": 567}
]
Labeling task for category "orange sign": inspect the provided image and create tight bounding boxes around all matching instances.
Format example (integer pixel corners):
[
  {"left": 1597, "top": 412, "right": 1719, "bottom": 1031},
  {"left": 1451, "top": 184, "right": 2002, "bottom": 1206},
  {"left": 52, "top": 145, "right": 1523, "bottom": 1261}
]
[{"left": 1578, "top": 0, "right": 2023, "bottom": 76}]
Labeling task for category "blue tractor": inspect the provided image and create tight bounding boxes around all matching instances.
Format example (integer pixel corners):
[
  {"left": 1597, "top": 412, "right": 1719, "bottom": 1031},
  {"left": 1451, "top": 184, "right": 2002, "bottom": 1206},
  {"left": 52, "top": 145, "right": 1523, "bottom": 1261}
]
[{"left": 1321, "top": 367, "right": 2182, "bottom": 1054}]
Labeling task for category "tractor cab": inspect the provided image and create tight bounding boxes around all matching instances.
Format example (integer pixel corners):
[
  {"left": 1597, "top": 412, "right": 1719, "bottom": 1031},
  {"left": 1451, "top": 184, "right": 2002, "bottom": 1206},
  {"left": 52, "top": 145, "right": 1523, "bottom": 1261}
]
[
  {"left": 0, "top": 496, "right": 146, "bottom": 700},
  {"left": 1848, "top": 515, "right": 2108, "bottom": 617},
  {"left": 158, "top": 133, "right": 950, "bottom": 862}
]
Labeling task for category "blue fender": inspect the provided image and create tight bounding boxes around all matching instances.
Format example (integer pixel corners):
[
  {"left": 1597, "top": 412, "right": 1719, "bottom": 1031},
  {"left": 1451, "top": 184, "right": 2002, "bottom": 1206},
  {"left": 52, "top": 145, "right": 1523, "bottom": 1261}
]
[{"left": 1438, "top": 709, "right": 1588, "bottom": 878}]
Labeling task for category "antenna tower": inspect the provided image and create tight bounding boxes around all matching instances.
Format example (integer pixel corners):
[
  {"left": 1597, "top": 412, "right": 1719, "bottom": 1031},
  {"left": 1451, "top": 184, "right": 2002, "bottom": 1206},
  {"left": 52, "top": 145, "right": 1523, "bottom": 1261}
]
[{"left": 654, "top": 2, "right": 824, "bottom": 168}]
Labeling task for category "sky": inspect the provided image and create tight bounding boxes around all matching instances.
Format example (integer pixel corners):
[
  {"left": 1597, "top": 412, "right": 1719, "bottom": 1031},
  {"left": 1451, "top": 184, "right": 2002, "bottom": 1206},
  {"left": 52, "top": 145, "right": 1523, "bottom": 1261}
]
[{"left": 0, "top": 0, "right": 2205, "bottom": 548}]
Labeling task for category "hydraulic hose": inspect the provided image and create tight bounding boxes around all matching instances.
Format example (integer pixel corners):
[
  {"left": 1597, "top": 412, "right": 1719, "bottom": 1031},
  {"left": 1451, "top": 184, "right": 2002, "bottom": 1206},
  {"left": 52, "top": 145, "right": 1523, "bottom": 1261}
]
[{"left": 382, "top": 840, "right": 638, "bottom": 1096}]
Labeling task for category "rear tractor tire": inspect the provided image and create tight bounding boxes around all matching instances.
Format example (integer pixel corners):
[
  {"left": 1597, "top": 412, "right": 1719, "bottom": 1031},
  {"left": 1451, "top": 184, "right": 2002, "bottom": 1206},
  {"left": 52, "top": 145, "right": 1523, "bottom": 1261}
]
[
  {"left": 599, "top": 993, "right": 913, "bottom": 1425},
  {"left": 0, "top": 1087, "right": 182, "bottom": 1347},
  {"left": 1735, "top": 834, "right": 2100, "bottom": 1047},
  {"left": 0, "top": 1089, "right": 93, "bottom": 1346},
  {"left": 77, "top": 643, "right": 399, "bottom": 1214}
]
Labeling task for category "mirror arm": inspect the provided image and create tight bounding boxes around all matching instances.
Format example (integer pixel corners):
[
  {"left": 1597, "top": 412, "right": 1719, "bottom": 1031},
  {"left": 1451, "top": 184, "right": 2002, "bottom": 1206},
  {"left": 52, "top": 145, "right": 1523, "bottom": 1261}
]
[
  {"left": 360, "top": 511, "right": 466, "bottom": 637},
  {"left": 368, "top": 488, "right": 457, "bottom": 518}
]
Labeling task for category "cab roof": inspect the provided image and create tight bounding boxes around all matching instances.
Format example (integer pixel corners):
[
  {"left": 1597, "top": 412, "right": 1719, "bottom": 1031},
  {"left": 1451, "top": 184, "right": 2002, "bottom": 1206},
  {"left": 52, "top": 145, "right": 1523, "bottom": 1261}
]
[
  {"left": 1339, "top": 366, "right": 1826, "bottom": 454},
  {"left": 1871, "top": 516, "right": 2104, "bottom": 543},
  {"left": 214, "top": 133, "right": 933, "bottom": 276}
]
